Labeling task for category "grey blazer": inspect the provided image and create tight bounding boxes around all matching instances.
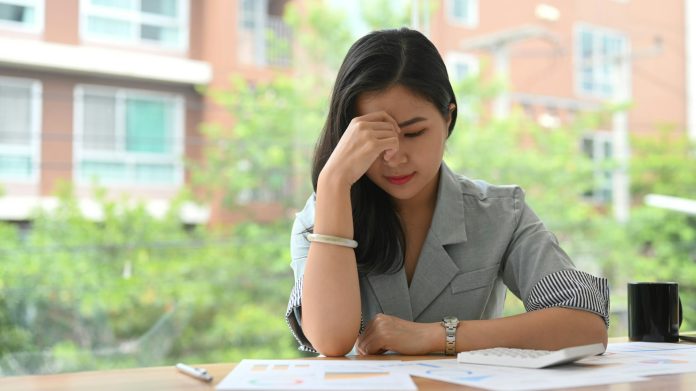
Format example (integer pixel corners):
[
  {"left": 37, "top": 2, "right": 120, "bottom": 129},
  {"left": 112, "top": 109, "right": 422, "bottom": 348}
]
[{"left": 286, "top": 163, "right": 609, "bottom": 352}]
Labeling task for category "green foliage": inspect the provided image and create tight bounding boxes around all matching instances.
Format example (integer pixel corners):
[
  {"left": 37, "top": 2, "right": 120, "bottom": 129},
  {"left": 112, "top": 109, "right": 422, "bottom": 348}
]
[
  {"left": 621, "top": 129, "right": 696, "bottom": 331},
  {"left": 284, "top": 1, "right": 354, "bottom": 69},
  {"left": 359, "top": 0, "right": 411, "bottom": 30},
  {"left": 192, "top": 74, "right": 323, "bottom": 211},
  {"left": 0, "top": 182, "right": 303, "bottom": 375},
  {"left": 631, "top": 129, "right": 696, "bottom": 199}
]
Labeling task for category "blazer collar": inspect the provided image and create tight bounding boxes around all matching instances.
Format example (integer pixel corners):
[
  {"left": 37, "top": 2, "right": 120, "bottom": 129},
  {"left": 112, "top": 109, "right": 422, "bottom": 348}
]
[
  {"left": 430, "top": 162, "right": 468, "bottom": 245},
  {"left": 367, "top": 162, "right": 468, "bottom": 321}
]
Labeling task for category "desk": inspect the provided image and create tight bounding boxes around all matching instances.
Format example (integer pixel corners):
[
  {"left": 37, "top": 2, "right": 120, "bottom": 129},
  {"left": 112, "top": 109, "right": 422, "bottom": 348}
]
[{"left": 2, "top": 354, "right": 696, "bottom": 391}]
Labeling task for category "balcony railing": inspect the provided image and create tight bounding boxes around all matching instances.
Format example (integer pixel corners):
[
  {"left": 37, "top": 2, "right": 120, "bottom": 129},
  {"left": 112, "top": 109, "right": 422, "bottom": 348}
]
[{"left": 238, "top": 16, "right": 292, "bottom": 68}]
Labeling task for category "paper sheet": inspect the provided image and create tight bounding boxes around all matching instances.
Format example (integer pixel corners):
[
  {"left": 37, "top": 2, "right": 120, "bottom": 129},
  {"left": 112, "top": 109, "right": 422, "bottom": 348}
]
[
  {"left": 376, "top": 359, "right": 645, "bottom": 391},
  {"left": 215, "top": 343, "right": 696, "bottom": 391},
  {"left": 215, "top": 359, "right": 417, "bottom": 391},
  {"left": 583, "top": 342, "right": 696, "bottom": 376}
]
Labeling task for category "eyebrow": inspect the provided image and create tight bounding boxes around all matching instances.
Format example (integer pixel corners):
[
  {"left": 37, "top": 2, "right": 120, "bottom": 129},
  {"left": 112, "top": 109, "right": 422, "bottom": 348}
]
[{"left": 397, "top": 117, "right": 427, "bottom": 128}]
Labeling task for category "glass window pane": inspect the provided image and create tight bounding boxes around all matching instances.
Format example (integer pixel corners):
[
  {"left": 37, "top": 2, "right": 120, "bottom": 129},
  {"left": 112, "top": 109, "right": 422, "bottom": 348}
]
[
  {"left": 604, "top": 140, "right": 613, "bottom": 158},
  {"left": 83, "top": 94, "right": 117, "bottom": 151},
  {"left": 141, "top": 0, "right": 177, "bottom": 17},
  {"left": 159, "top": 26, "right": 178, "bottom": 44},
  {"left": 86, "top": 15, "right": 135, "bottom": 40},
  {"left": 140, "top": 24, "right": 161, "bottom": 41},
  {"left": 455, "top": 63, "right": 469, "bottom": 80},
  {"left": 81, "top": 160, "right": 127, "bottom": 181},
  {"left": 0, "top": 84, "right": 32, "bottom": 145},
  {"left": 580, "top": 30, "right": 593, "bottom": 57},
  {"left": 85, "top": 0, "right": 184, "bottom": 48},
  {"left": 141, "top": 24, "right": 178, "bottom": 44},
  {"left": 126, "top": 98, "right": 172, "bottom": 153},
  {"left": 453, "top": 0, "right": 467, "bottom": 20},
  {"left": 240, "top": 0, "right": 256, "bottom": 29},
  {"left": 582, "top": 138, "right": 594, "bottom": 159},
  {"left": 0, "top": 3, "right": 34, "bottom": 24},
  {"left": 0, "top": 155, "right": 32, "bottom": 179},
  {"left": 90, "top": 0, "right": 135, "bottom": 10},
  {"left": 135, "top": 163, "right": 175, "bottom": 183}
]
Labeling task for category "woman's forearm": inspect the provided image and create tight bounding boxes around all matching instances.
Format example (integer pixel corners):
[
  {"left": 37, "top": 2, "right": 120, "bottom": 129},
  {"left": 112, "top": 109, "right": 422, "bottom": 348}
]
[
  {"left": 301, "top": 173, "right": 362, "bottom": 356},
  {"left": 420, "top": 308, "right": 608, "bottom": 354},
  {"left": 448, "top": 308, "right": 608, "bottom": 353}
]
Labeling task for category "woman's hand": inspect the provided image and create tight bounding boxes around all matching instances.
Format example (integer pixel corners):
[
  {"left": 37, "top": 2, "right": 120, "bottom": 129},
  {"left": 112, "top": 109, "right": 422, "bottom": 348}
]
[
  {"left": 320, "top": 111, "right": 400, "bottom": 188},
  {"left": 356, "top": 313, "right": 441, "bottom": 355}
]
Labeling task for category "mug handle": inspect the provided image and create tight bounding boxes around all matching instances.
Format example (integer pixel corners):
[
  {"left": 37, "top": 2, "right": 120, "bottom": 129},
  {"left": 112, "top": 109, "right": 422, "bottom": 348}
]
[{"left": 679, "top": 297, "right": 683, "bottom": 328}]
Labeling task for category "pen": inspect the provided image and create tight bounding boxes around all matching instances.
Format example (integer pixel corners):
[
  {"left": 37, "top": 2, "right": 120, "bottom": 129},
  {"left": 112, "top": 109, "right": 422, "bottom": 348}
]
[{"left": 176, "top": 362, "right": 214, "bottom": 382}]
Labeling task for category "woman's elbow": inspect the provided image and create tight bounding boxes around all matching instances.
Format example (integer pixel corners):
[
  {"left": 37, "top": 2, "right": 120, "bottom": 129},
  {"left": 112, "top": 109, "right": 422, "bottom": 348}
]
[
  {"left": 586, "top": 313, "right": 608, "bottom": 347},
  {"left": 596, "top": 321, "right": 609, "bottom": 347},
  {"left": 311, "top": 338, "right": 355, "bottom": 357}
]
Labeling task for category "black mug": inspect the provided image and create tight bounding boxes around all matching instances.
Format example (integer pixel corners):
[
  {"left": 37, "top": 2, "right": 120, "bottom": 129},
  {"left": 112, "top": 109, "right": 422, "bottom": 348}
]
[{"left": 628, "top": 282, "right": 682, "bottom": 342}]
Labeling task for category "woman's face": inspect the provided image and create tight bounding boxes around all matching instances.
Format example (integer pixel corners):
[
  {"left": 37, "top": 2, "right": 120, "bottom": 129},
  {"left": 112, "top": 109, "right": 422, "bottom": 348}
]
[{"left": 356, "top": 84, "right": 452, "bottom": 208}]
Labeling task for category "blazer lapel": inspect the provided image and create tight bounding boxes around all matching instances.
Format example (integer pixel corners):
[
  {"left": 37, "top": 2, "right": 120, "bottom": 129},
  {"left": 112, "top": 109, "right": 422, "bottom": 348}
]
[
  {"left": 409, "top": 163, "right": 468, "bottom": 320},
  {"left": 367, "top": 270, "right": 413, "bottom": 321}
]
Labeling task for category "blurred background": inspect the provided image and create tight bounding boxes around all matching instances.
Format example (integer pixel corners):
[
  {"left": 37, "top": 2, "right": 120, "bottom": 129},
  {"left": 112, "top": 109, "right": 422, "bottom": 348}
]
[{"left": 0, "top": 0, "right": 694, "bottom": 376}]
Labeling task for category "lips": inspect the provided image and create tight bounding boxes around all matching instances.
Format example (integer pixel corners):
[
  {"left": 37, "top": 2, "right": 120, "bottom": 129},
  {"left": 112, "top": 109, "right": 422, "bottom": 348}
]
[{"left": 386, "top": 173, "right": 415, "bottom": 185}]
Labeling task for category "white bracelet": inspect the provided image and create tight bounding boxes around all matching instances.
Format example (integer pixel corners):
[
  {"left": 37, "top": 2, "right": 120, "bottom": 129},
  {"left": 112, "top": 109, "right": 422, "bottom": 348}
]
[{"left": 307, "top": 233, "right": 358, "bottom": 248}]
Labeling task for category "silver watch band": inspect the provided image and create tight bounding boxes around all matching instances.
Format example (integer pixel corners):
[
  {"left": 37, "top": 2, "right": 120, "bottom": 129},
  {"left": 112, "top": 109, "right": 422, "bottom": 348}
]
[{"left": 442, "top": 316, "right": 459, "bottom": 355}]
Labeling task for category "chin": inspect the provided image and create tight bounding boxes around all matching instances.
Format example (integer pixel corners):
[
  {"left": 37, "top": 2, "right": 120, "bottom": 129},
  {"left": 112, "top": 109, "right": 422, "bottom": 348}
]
[{"left": 378, "top": 183, "right": 422, "bottom": 201}]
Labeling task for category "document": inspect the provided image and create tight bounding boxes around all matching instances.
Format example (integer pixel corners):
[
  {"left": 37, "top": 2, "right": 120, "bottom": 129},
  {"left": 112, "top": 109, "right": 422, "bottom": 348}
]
[
  {"left": 585, "top": 342, "right": 696, "bottom": 376},
  {"left": 215, "top": 359, "right": 417, "bottom": 391},
  {"left": 216, "top": 343, "right": 696, "bottom": 390},
  {"left": 376, "top": 359, "right": 645, "bottom": 391}
]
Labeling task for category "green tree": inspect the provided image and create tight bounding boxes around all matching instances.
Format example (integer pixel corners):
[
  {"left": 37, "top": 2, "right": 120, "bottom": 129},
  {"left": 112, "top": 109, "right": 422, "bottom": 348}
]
[{"left": 624, "top": 130, "right": 696, "bottom": 329}]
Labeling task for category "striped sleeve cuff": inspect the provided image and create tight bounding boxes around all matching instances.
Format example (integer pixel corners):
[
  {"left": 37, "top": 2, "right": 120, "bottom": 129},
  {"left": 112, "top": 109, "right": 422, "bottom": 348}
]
[
  {"left": 285, "top": 277, "right": 318, "bottom": 353},
  {"left": 525, "top": 269, "right": 610, "bottom": 327},
  {"left": 285, "top": 276, "right": 366, "bottom": 354}
]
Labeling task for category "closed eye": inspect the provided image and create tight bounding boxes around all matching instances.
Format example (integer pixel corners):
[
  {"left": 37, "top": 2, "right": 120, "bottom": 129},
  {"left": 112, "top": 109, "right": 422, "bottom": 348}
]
[{"left": 404, "top": 129, "right": 426, "bottom": 138}]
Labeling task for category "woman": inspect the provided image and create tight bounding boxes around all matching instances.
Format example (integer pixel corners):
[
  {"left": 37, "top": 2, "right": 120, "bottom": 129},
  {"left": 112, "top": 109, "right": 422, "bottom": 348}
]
[{"left": 286, "top": 28, "right": 609, "bottom": 357}]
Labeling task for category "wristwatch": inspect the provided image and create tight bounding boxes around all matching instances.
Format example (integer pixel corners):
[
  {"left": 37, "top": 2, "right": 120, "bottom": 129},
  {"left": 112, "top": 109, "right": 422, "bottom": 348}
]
[{"left": 441, "top": 316, "right": 459, "bottom": 355}]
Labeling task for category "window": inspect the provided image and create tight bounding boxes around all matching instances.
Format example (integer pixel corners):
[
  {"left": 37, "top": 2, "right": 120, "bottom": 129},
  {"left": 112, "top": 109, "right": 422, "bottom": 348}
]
[
  {"left": 238, "top": 0, "right": 292, "bottom": 67},
  {"left": 575, "top": 24, "right": 630, "bottom": 99},
  {"left": 74, "top": 86, "right": 184, "bottom": 186},
  {"left": 0, "top": 0, "right": 43, "bottom": 31},
  {"left": 0, "top": 76, "right": 41, "bottom": 182},
  {"left": 446, "top": 52, "right": 478, "bottom": 82},
  {"left": 80, "top": 0, "right": 188, "bottom": 50},
  {"left": 446, "top": 52, "right": 478, "bottom": 121},
  {"left": 447, "top": 0, "right": 478, "bottom": 27},
  {"left": 582, "top": 132, "right": 613, "bottom": 203}
]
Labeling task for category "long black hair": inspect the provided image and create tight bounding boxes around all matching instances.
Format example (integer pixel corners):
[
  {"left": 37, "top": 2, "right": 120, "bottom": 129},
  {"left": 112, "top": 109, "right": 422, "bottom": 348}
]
[{"left": 310, "top": 27, "right": 458, "bottom": 276}]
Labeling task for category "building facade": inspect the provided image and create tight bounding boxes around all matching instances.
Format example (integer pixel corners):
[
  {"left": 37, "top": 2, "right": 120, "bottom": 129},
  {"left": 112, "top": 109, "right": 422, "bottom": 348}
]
[
  {"left": 0, "top": 0, "right": 687, "bottom": 225},
  {"left": 0, "top": 0, "right": 291, "bottom": 224},
  {"left": 427, "top": 0, "right": 685, "bottom": 218}
]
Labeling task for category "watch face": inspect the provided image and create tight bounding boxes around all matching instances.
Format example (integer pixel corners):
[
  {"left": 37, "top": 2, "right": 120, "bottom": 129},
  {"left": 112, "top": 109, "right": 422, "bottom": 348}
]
[{"left": 443, "top": 316, "right": 458, "bottom": 325}]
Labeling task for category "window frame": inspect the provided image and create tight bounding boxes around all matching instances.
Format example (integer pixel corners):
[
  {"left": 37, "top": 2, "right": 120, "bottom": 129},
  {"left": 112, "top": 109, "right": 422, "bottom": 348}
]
[
  {"left": 0, "top": 0, "right": 44, "bottom": 33},
  {"left": 446, "top": 0, "right": 479, "bottom": 28},
  {"left": 0, "top": 75, "right": 42, "bottom": 184},
  {"left": 73, "top": 84, "right": 185, "bottom": 188},
  {"left": 79, "top": 0, "right": 189, "bottom": 52},
  {"left": 573, "top": 23, "right": 631, "bottom": 99},
  {"left": 581, "top": 131, "right": 614, "bottom": 203},
  {"left": 237, "top": 0, "right": 292, "bottom": 68}
]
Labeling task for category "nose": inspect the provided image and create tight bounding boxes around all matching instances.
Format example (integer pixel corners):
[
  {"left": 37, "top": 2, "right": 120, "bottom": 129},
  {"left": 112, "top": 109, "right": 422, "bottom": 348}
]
[{"left": 385, "top": 148, "right": 407, "bottom": 167}]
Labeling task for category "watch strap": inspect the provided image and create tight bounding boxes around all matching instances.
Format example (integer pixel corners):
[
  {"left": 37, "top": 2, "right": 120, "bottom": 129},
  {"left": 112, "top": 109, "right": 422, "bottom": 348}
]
[{"left": 442, "top": 317, "right": 459, "bottom": 355}]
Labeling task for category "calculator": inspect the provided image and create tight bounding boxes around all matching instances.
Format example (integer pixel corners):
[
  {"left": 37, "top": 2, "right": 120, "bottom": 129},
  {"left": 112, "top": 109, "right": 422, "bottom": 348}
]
[{"left": 456, "top": 343, "right": 606, "bottom": 369}]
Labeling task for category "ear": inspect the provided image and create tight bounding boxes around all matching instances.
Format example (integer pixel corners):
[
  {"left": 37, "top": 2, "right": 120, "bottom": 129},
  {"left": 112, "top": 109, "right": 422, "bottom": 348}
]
[{"left": 446, "top": 103, "right": 456, "bottom": 129}]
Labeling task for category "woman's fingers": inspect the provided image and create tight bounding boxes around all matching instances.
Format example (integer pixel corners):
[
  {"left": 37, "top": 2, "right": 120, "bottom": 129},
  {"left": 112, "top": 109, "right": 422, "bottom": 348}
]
[
  {"left": 354, "top": 111, "right": 400, "bottom": 134},
  {"left": 322, "top": 111, "right": 401, "bottom": 186}
]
